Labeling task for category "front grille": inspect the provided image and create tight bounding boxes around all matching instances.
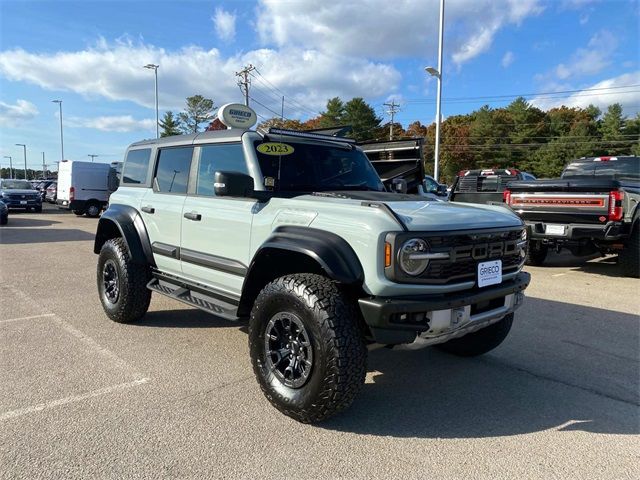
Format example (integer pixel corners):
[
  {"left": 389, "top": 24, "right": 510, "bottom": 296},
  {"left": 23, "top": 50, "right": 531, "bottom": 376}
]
[
  {"left": 7, "top": 193, "right": 37, "bottom": 200},
  {"left": 389, "top": 228, "right": 525, "bottom": 285}
]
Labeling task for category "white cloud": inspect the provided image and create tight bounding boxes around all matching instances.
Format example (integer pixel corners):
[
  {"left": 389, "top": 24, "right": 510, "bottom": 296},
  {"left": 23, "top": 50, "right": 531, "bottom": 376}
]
[
  {"left": 553, "top": 30, "right": 618, "bottom": 80},
  {"left": 531, "top": 71, "right": 640, "bottom": 115},
  {"left": 212, "top": 8, "right": 236, "bottom": 42},
  {"left": 0, "top": 99, "right": 38, "bottom": 126},
  {"left": 0, "top": 39, "right": 400, "bottom": 120},
  {"left": 501, "top": 51, "right": 515, "bottom": 68},
  {"left": 67, "top": 115, "right": 155, "bottom": 132},
  {"left": 256, "top": 0, "right": 543, "bottom": 65}
]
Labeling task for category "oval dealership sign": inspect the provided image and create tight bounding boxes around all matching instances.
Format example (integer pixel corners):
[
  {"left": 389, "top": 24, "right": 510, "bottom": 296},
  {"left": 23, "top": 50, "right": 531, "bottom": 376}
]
[{"left": 217, "top": 103, "right": 257, "bottom": 129}]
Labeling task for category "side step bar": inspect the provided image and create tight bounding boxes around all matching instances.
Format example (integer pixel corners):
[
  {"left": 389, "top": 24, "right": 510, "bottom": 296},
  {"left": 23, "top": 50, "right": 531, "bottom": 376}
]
[{"left": 147, "top": 271, "right": 240, "bottom": 321}]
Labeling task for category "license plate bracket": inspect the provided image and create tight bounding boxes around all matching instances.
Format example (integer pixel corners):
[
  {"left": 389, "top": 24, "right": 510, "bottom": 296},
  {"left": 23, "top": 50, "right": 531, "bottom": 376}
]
[
  {"left": 478, "top": 260, "right": 502, "bottom": 288},
  {"left": 545, "top": 224, "right": 566, "bottom": 236}
]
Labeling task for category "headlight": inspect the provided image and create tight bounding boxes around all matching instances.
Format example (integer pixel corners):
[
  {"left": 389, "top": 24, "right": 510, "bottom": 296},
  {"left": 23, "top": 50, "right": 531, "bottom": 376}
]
[{"left": 398, "top": 238, "right": 430, "bottom": 276}]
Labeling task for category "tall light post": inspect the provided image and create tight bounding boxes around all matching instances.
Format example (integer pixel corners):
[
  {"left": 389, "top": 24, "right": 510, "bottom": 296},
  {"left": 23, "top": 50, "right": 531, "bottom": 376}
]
[
  {"left": 425, "top": 0, "right": 445, "bottom": 182},
  {"left": 15, "top": 144, "right": 27, "bottom": 179},
  {"left": 3, "top": 156, "right": 13, "bottom": 179},
  {"left": 42, "top": 152, "right": 46, "bottom": 179},
  {"left": 52, "top": 100, "right": 64, "bottom": 160},
  {"left": 144, "top": 64, "right": 159, "bottom": 138},
  {"left": 88, "top": 154, "right": 99, "bottom": 162}
]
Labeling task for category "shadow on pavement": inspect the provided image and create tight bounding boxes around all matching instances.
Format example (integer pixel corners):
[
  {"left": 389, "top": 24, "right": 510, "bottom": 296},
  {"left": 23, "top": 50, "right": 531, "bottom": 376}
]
[
  {"left": 0, "top": 217, "right": 61, "bottom": 227},
  {"left": 540, "top": 251, "right": 625, "bottom": 277},
  {"left": 321, "top": 296, "right": 639, "bottom": 438},
  {"left": 0, "top": 228, "right": 94, "bottom": 243}
]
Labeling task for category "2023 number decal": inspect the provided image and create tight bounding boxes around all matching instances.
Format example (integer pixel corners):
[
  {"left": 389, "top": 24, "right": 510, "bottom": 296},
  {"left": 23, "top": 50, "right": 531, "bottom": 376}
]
[{"left": 257, "top": 142, "right": 295, "bottom": 156}]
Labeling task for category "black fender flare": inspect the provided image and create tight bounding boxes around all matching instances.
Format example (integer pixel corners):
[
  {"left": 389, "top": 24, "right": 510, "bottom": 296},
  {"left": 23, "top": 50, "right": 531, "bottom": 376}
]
[
  {"left": 251, "top": 226, "right": 364, "bottom": 284},
  {"left": 94, "top": 204, "right": 155, "bottom": 267},
  {"left": 237, "top": 226, "right": 364, "bottom": 316}
]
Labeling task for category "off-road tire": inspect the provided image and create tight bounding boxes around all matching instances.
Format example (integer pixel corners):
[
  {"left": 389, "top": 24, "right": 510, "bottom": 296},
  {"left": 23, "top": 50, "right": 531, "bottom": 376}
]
[
  {"left": 97, "top": 238, "right": 151, "bottom": 323},
  {"left": 86, "top": 202, "right": 101, "bottom": 218},
  {"left": 249, "top": 274, "right": 367, "bottom": 423},
  {"left": 436, "top": 313, "right": 514, "bottom": 357},
  {"left": 525, "top": 241, "right": 548, "bottom": 266},
  {"left": 619, "top": 224, "right": 640, "bottom": 278}
]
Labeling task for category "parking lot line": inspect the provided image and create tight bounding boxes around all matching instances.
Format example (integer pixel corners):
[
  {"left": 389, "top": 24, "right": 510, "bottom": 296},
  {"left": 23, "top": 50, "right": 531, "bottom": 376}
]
[
  {"left": 0, "top": 378, "right": 150, "bottom": 421},
  {"left": 0, "top": 313, "right": 56, "bottom": 324}
]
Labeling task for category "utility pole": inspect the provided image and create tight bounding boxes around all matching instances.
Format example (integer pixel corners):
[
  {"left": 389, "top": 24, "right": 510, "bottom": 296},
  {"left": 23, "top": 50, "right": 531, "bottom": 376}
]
[
  {"left": 235, "top": 64, "right": 255, "bottom": 107},
  {"left": 383, "top": 100, "right": 401, "bottom": 140},
  {"left": 52, "top": 100, "right": 64, "bottom": 160},
  {"left": 88, "top": 154, "right": 99, "bottom": 163},
  {"left": 42, "top": 152, "right": 46, "bottom": 179}
]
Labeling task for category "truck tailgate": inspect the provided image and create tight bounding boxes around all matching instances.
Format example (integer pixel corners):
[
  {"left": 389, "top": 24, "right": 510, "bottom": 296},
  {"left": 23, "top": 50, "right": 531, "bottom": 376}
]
[{"left": 506, "top": 179, "right": 620, "bottom": 225}]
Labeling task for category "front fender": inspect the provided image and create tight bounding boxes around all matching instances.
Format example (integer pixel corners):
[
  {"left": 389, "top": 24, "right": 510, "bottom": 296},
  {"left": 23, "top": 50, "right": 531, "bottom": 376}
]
[{"left": 94, "top": 204, "right": 155, "bottom": 266}]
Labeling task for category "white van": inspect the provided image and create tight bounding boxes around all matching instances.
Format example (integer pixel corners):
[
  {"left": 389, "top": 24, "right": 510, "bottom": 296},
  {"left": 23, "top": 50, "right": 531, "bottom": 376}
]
[{"left": 56, "top": 161, "right": 118, "bottom": 217}]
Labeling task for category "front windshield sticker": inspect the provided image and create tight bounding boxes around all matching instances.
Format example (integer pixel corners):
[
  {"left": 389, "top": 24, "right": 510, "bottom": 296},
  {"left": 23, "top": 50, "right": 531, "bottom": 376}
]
[{"left": 257, "top": 142, "right": 295, "bottom": 156}]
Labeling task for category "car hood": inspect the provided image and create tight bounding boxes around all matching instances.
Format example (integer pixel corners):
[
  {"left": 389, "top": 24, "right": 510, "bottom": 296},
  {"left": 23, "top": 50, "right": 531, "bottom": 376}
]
[
  {"left": 0, "top": 189, "right": 38, "bottom": 195},
  {"left": 384, "top": 200, "right": 523, "bottom": 231},
  {"left": 295, "top": 191, "right": 522, "bottom": 231}
]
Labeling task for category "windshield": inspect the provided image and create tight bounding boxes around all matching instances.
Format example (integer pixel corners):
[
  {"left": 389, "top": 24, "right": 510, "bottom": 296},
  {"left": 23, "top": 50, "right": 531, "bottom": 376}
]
[
  {"left": 254, "top": 140, "right": 385, "bottom": 192},
  {"left": 562, "top": 158, "right": 639, "bottom": 180},
  {"left": 1, "top": 180, "right": 34, "bottom": 190}
]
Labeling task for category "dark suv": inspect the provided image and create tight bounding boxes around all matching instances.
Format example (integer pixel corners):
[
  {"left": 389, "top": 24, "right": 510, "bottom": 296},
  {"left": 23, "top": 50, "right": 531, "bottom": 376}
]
[{"left": 0, "top": 179, "right": 42, "bottom": 212}]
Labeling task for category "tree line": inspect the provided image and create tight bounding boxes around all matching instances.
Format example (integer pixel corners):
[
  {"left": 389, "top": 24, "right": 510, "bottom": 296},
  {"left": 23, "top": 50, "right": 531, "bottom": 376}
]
[{"left": 160, "top": 94, "right": 640, "bottom": 183}]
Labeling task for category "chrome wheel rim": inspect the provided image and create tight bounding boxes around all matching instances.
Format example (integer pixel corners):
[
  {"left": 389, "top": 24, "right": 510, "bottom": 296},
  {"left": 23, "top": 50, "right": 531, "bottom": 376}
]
[
  {"left": 264, "top": 312, "right": 313, "bottom": 388},
  {"left": 102, "top": 260, "right": 119, "bottom": 304}
]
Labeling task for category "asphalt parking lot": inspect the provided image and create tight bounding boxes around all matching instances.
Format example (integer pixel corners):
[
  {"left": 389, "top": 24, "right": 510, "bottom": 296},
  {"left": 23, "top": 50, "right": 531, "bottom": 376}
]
[{"left": 1, "top": 203, "right": 639, "bottom": 479}]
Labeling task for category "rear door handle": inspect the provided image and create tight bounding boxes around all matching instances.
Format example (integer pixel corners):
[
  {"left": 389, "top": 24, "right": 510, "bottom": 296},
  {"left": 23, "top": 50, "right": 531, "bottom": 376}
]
[
  {"left": 141, "top": 206, "right": 155, "bottom": 214},
  {"left": 183, "top": 212, "right": 202, "bottom": 221}
]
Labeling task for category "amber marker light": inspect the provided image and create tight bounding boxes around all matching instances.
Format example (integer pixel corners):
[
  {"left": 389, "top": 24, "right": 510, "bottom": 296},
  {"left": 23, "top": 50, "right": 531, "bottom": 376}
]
[{"left": 384, "top": 242, "right": 392, "bottom": 267}]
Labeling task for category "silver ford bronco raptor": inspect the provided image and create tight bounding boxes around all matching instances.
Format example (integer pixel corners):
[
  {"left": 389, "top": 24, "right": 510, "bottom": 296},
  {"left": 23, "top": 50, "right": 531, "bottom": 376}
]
[{"left": 95, "top": 125, "right": 530, "bottom": 423}]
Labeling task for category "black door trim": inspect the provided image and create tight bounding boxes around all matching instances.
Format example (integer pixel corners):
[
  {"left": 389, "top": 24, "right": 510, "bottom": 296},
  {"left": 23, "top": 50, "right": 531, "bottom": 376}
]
[
  {"left": 152, "top": 242, "right": 180, "bottom": 259},
  {"left": 180, "top": 248, "right": 248, "bottom": 276}
]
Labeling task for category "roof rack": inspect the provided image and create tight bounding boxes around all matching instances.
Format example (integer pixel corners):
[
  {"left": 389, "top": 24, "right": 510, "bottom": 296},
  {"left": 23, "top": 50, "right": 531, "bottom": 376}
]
[{"left": 259, "top": 127, "right": 357, "bottom": 144}]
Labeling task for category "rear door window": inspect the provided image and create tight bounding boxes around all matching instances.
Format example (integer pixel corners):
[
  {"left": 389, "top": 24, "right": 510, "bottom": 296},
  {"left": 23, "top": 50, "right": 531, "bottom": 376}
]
[
  {"left": 122, "top": 148, "right": 152, "bottom": 185},
  {"left": 154, "top": 147, "right": 193, "bottom": 194}
]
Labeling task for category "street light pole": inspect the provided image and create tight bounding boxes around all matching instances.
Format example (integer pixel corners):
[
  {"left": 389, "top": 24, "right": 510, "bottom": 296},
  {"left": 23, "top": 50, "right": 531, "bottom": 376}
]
[
  {"left": 88, "top": 154, "right": 98, "bottom": 163},
  {"left": 42, "top": 152, "right": 46, "bottom": 179},
  {"left": 3, "top": 156, "right": 12, "bottom": 179},
  {"left": 425, "top": 0, "right": 445, "bottom": 183},
  {"left": 144, "top": 64, "right": 159, "bottom": 138},
  {"left": 15, "top": 144, "right": 27, "bottom": 179},
  {"left": 52, "top": 100, "right": 64, "bottom": 160}
]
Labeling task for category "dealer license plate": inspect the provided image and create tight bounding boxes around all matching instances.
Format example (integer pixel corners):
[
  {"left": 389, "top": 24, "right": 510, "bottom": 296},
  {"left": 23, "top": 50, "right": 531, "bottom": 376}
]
[
  {"left": 478, "top": 260, "right": 502, "bottom": 288},
  {"left": 20, "top": 200, "right": 27, "bottom": 205},
  {"left": 545, "top": 224, "right": 566, "bottom": 236}
]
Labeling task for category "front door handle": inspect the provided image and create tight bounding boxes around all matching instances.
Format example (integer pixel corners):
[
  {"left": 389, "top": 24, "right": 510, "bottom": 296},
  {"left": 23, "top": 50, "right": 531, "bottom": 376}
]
[
  {"left": 183, "top": 212, "right": 202, "bottom": 221},
  {"left": 141, "top": 206, "right": 155, "bottom": 214}
]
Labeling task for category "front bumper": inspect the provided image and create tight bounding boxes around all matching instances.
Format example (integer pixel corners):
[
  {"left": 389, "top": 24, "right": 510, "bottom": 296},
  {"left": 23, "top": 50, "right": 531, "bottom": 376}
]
[
  {"left": 526, "top": 221, "right": 624, "bottom": 242},
  {"left": 1, "top": 198, "right": 41, "bottom": 209},
  {"left": 359, "top": 272, "right": 530, "bottom": 346}
]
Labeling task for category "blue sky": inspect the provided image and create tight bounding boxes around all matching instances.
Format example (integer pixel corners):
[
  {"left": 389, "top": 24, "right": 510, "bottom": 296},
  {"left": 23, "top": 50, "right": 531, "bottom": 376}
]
[{"left": 0, "top": 0, "right": 638, "bottom": 172}]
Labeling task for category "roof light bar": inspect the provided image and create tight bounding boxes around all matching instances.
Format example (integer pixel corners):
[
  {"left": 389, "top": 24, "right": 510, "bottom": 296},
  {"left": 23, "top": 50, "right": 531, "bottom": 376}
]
[{"left": 262, "top": 127, "right": 357, "bottom": 144}]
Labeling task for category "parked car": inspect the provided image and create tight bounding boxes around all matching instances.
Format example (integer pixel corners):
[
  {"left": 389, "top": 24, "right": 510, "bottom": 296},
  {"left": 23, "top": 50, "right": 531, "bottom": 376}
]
[
  {"left": 449, "top": 169, "right": 537, "bottom": 205},
  {"left": 34, "top": 180, "right": 55, "bottom": 201},
  {"left": 94, "top": 116, "right": 530, "bottom": 423},
  {"left": 0, "top": 200, "right": 8, "bottom": 225},
  {"left": 45, "top": 182, "right": 57, "bottom": 203},
  {"left": 505, "top": 156, "right": 639, "bottom": 276},
  {"left": 0, "top": 179, "right": 42, "bottom": 212}
]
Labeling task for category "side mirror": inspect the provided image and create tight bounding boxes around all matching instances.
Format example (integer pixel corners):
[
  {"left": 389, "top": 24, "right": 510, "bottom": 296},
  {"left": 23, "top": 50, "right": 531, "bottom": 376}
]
[
  {"left": 436, "top": 184, "right": 448, "bottom": 196},
  {"left": 214, "top": 171, "right": 254, "bottom": 197},
  {"left": 391, "top": 178, "right": 408, "bottom": 194}
]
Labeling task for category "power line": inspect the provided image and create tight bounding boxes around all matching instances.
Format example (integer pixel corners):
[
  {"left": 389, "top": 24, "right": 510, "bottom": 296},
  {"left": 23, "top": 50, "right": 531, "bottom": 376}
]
[
  {"left": 249, "top": 95, "right": 293, "bottom": 120},
  {"left": 235, "top": 64, "right": 255, "bottom": 107},
  {"left": 251, "top": 68, "right": 321, "bottom": 117}
]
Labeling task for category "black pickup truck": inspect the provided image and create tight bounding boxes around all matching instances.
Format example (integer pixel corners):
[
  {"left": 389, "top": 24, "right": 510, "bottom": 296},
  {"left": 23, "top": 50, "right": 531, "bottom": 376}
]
[
  {"left": 504, "top": 156, "right": 639, "bottom": 277},
  {"left": 449, "top": 169, "right": 536, "bottom": 205}
]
